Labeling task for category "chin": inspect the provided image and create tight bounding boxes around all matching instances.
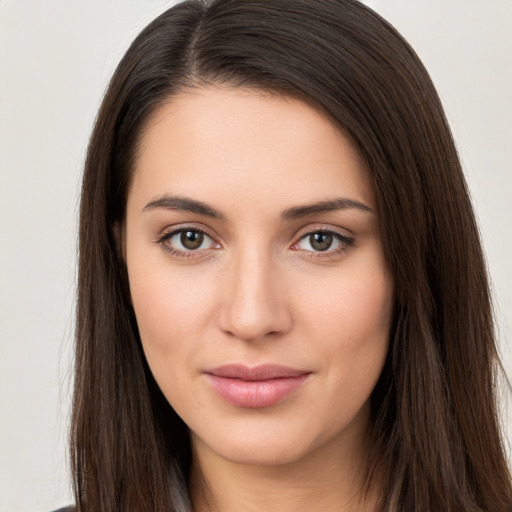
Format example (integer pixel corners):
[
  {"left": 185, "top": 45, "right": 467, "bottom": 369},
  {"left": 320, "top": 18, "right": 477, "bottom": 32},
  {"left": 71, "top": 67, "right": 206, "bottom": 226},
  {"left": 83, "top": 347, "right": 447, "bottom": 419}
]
[
  {"left": 190, "top": 419, "right": 343, "bottom": 469},
  {"left": 217, "top": 440, "right": 309, "bottom": 467}
]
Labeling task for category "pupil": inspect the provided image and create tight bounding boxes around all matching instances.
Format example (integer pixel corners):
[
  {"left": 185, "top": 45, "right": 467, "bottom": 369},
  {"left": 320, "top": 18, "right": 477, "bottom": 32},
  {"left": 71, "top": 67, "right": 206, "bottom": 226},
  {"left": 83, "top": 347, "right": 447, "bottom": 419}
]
[
  {"left": 310, "top": 232, "right": 332, "bottom": 251},
  {"left": 181, "top": 230, "right": 203, "bottom": 250}
]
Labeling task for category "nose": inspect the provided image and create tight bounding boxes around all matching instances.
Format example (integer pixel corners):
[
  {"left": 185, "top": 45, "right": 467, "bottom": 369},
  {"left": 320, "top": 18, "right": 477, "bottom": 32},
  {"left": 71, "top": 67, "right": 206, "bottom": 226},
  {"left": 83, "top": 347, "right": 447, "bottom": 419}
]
[{"left": 218, "top": 248, "right": 292, "bottom": 342}]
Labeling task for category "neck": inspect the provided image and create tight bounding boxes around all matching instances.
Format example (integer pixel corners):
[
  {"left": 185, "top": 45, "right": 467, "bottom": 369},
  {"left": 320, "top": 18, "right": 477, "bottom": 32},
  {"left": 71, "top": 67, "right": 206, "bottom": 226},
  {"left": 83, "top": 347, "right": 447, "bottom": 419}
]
[{"left": 189, "top": 413, "right": 379, "bottom": 512}]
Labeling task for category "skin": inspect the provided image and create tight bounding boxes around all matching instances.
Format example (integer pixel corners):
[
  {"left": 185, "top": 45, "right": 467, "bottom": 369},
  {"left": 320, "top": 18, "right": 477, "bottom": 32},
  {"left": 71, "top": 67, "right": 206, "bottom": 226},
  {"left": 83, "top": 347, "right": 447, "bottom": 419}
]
[{"left": 123, "top": 86, "right": 394, "bottom": 512}]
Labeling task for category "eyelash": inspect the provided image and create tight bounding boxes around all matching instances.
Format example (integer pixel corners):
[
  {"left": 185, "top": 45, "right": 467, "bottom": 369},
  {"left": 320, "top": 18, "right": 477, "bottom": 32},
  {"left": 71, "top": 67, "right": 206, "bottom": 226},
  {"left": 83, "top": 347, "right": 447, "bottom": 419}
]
[
  {"left": 155, "top": 227, "right": 355, "bottom": 260},
  {"left": 291, "top": 229, "right": 355, "bottom": 259},
  {"left": 156, "top": 227, "right": 217, "bottom": 259}
]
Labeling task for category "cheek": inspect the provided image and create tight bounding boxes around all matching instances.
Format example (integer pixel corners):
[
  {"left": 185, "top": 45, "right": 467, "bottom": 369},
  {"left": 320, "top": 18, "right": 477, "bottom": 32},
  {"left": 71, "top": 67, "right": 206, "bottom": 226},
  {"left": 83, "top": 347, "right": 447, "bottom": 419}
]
[
  {"left": 127, "top": 264, "right": 217, "bottom": 411},
  {"left": 300, "top": 257, "right": 393, "bottom": 342},
  {"left": 297, "top": 257, "right": 393, "bottom": 393},
  {"left": 125, "top": 232, "right": 219, "bottom": 372},
  {"left": 130, "top": 268, "right": 215, "bottom": 352},
  {"left": 299, "top": 267, "right": 392, "bottom": 439}
]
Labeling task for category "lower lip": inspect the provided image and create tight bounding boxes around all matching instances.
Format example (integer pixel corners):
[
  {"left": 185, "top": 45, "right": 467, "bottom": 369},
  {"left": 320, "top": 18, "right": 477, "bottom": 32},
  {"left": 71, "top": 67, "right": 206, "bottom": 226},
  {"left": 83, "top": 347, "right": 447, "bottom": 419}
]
[{"left": 205, "top": 374, "right": 310, "bottom": 408}]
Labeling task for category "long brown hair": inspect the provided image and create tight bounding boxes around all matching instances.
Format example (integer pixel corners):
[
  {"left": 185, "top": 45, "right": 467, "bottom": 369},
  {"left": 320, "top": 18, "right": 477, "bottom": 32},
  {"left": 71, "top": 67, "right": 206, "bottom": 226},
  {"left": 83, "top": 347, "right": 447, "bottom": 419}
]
[{"left": 73, "top": 1, "right": 512, "bottom": 510}]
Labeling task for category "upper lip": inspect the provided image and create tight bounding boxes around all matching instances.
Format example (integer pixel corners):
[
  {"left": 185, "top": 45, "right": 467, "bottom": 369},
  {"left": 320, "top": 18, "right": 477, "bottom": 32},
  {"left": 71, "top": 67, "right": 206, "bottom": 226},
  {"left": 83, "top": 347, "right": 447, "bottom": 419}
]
[{"left": 205, "top": 364, "right": 310, "bottom": 381}]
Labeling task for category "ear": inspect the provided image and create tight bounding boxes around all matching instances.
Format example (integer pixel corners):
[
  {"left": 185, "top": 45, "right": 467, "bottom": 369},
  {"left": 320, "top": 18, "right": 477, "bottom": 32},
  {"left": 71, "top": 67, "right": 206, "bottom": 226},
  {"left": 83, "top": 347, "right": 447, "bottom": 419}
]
[
  {"left": 113, "top": 221, "right": 126, "bottom": 262},
  {"left": 112, "top": 221, "right": 133, "bottom": 306}
]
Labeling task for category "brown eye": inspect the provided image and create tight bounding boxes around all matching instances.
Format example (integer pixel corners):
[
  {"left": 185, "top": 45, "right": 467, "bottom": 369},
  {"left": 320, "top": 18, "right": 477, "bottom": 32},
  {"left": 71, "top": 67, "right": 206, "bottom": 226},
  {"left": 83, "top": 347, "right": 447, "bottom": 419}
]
[
  {"left": 309, "top": 232, "right": 333, "bottom": 251},
  {"left": 158, "top": 227, "right": 219, "bottom": 257},
  {"left": 180, "top": 230, "right": 204, "bottom": 250},
  {"left": 293, "top": 230, "right": 354, "bottom": 256}
]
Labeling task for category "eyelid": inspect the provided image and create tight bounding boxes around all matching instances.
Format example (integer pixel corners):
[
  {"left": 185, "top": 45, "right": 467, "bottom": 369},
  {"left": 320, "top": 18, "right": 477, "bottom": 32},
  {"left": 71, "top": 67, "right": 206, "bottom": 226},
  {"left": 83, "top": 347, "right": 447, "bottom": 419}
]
[
  {"left": 290, "top": 224, "right": 355, "bottom": 256},
  {"left": 155, "top": 223, "right": 222, "bottom": 258},
  {"left": 292, "top": 223, "right": 354, "bottom": 242},
  {"left": 156, "top": 222, "right": 220, "bottom": 243},
  {"left": 154, "top": 223, "right": 354, "bottom": 259}
]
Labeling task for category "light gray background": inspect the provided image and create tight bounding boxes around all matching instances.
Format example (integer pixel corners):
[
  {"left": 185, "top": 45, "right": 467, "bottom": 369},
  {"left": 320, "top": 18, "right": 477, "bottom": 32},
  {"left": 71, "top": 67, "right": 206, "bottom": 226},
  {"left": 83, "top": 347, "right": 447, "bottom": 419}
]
[{"left": 1, "top": 1, "right": 511, "bottom": 511}]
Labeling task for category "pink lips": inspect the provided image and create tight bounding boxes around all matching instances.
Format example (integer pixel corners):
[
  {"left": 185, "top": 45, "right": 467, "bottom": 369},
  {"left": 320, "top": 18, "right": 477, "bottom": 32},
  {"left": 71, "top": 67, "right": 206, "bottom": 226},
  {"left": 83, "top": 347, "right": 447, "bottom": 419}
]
[{"left": 204, "top": 364, "right": 311, "bottom": 408}]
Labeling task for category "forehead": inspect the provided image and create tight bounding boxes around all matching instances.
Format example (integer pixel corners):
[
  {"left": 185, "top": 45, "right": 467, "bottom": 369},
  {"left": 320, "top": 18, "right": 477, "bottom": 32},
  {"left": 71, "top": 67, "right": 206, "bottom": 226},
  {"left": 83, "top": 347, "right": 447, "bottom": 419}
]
[{"left": 129, "top": 86, "right": 376, "bottom": 215}]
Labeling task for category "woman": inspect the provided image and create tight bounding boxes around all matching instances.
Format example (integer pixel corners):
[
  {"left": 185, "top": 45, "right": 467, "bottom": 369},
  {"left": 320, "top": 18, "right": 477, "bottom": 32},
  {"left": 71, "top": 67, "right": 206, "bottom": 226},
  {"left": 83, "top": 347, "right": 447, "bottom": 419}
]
[{"left": 68, "top": 0, "right": 512, "bottom": 511}]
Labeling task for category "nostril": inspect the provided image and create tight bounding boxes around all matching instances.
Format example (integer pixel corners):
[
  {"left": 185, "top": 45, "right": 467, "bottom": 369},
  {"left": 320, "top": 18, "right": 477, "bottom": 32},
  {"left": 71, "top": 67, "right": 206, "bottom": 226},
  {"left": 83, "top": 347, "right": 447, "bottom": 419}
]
[
  {"left": 217, "top": 257, "right": 292, "bottom": 341},
  {"left": 218, "top": 302, "right": 292, "bottom": 342}
]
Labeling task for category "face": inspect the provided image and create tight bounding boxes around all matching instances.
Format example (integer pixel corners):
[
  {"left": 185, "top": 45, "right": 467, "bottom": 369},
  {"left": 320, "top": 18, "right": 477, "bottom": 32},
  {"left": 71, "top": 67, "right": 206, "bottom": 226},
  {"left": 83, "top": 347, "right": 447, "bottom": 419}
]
[{"left": 124, "top": 86, "right": 393, "bottom": 467}]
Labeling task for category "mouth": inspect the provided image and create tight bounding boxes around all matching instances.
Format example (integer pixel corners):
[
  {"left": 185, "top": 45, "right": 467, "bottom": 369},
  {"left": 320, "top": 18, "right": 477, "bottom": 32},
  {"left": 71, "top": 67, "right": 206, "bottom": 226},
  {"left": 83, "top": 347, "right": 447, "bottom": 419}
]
[{"left": 204, "top": 364, "right": 312, "bottom": 408}]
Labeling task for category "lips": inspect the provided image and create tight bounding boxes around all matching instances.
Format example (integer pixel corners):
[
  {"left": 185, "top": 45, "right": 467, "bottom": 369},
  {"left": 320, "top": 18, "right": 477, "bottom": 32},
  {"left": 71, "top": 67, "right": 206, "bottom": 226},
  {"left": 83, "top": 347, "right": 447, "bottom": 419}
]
[{"left": 204, "top": 364, "right": 311, "bottom": 408}]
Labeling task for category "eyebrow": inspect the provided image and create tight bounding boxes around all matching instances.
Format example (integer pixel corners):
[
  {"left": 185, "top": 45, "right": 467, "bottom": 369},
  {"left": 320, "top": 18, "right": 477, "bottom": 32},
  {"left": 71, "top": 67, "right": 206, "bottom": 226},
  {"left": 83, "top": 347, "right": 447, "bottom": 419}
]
[
  {"left": 143, "top": 195, "right": 373, "bottom": 220},
  {"left": 281, "top": 198, "right": 373, "bottom": 220},
  {"left": 143, "top": 195, "right": 225, "bottom": 219}
]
